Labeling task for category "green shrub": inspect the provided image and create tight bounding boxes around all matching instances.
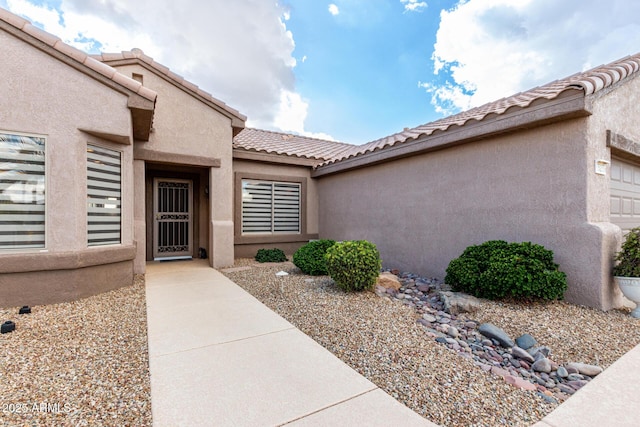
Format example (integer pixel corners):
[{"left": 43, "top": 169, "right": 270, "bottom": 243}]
[
  {"left": 325, "top": 240, "right": 381, "bottom": 292},
  {"left": 293, "top": 239, "right": 336, "bottom": 275},
  {"left": 445, "top": 240, "right": 567, "bottom": 300},
  {"left": 613, "top": 227, "right": 640, "bottom": 277},
  {"left": 255, "top": 248, "right": 287, "bottom": 263}
]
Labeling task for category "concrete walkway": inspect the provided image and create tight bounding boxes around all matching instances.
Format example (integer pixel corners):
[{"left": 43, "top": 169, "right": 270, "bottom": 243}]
[{"left": 145, "top": 260, "right": 434, "bottom": 426}]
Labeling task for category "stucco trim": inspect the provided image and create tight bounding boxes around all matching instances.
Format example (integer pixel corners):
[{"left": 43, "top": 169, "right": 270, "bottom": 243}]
[
  {"left": 233, "top": 149, "right": 319, "bottom": 167},
  {"left": 80, "top": 128, "right": 131, "bottom": 145},
  {"left": 607, "top": 130, "right": 640, "bottom": 161},
  {"left": 134, "top": 147, "right": 221, "bottom": 167},
  {"left": 0, "top": 244, "right": 136, "bottom": 274},
  {"left": 313, "top": 93, "right": 590, "bottom": 177},
  {"left": 234, "top": 172, "right": 309, "bottom": 243}
]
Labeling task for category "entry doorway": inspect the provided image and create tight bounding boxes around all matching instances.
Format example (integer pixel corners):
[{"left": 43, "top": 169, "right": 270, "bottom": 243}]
[{"left": 153, "top": 178, "right": 193, "bottom": 260}]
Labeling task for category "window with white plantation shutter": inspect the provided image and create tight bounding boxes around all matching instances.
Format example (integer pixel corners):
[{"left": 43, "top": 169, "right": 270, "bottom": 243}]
[
  {"left": 87, "top": 145, "right": 121, "bottom": 246},
  {"left": 241, "top": 179, "right": 301, "bottom": 234},
  {"left": 0, "top": 132, "right": 46, "bottom": 250}
]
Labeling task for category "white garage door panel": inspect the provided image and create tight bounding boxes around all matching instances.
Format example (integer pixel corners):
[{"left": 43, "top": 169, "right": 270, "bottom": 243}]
[{"left": 610, "top": 158, "right": 640, "bottom": 234}]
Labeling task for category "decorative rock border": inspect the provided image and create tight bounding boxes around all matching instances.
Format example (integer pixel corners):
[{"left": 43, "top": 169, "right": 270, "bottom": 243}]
[{"left": 375, "top": 271, "right": 603, "bottom": 403}]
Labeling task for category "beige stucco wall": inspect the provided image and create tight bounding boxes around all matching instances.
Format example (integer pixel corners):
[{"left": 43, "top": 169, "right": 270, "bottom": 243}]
[
  {"left": 232, "top": 158, "right": 319, "bottom": 257},
  {"left": 111, "top": 64, "right": 236, "bottom": 268},
  {"left": 0, "top": 30, "right": 136, "bottom": 307},
  {"left": 317, "top": 117, "right": 623, "bottom": 310}
]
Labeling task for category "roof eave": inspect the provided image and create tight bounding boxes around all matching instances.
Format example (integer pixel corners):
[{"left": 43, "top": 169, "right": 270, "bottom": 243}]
[
  {"left": 1, "top": 17, "right": 156, "bottom": 142},
  {"left": 313, "top": 90, "right": 589, "bottom": 178},
  {"left": 233, "top": 148, "right": 321, "bottom": 167}
]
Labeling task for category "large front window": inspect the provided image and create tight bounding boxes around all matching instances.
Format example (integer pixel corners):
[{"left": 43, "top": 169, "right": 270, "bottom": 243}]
[
  {"left": 87, "top": 144, "right": 121, "bottom": 246},
  {"left": 241, "top": 179, "right": 301, "bottom": 234},
  {"left": 0, "top": 132, "right": 46, "bottom": 250}
]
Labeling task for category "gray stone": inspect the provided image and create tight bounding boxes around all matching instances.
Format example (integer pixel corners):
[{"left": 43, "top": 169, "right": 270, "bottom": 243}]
[
  {"left": 567, "top": 373, "right": 584, "bottom": 381},
  {"left": 416, "top": 319, "right": 430, "bottom": 327},
  {"left": 556, "top": 366, "right": 569, "bottom": 378},
  {"left": 537, "top": 392, "right": 558, "bottom": 404},
  {"left": 439, "top": 291, "right": 483, "bottom": 314},
  {"left": 511, "top": 346, "right": 535, "bottom": 363},
  {"left": 566, "top": 366, "right": 579, "bottom": 375},
  {"left": 567, "top": 380, "right": 589, "bottom": 390},
  {"left": 528, "top": 346, "right": 552, "bottom": 358},
  {"left": 566, "top": 362, "right": 603, "bottom": 377},
  {"left": 447, "top": 326, "right": 460, "bottom": 338},
  {"left": 515, "top": 334, "right": 537, "bottom": 350},
  {"left": 422, "top": 313, "right": 437, "bottom": 323},
  {"left": 478, "top": 323, "right": 515, "bottom": 348},
  {"left": 531, "top": 358, "right": 552, "bottom": 373}
]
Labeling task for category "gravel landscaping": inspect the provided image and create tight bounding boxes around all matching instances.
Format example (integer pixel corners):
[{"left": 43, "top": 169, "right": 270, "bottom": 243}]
[
  {"left": 224, "top": 258, "right": 640, "bottom": 427},
  {"left": 0, "top": 276, "right": 151, "bottom": 427}
]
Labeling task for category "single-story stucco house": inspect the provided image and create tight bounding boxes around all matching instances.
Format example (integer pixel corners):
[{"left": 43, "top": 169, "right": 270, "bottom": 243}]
[{"left": 2, "top": 7, "right": 640, "bottom": 311}]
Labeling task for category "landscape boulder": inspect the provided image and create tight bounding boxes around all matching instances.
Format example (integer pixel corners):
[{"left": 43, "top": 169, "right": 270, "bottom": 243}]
[
  {"left": 439, "top": 291, "right": 483, "bottom": 314},
  {"left": 376, "top": 272, "right": 401, "bottom": 291}
]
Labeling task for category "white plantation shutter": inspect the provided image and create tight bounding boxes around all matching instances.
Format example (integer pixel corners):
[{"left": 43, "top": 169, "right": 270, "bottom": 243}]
[
  {"left": 0, "top": 133, "right": 46, "bottom": 249},
  {"left": 87, "top": 145, "right": 121, "bottom": 246},
  {"left": 242, "top": 180, "right": 300, "bottom": 234},
  {"left": 273, "top": 182, "right": 300, "bottom": 232}
]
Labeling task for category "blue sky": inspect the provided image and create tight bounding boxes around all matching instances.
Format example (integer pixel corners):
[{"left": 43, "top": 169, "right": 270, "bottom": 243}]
[{"left": 3, "top": 0, "right": 640, "bottom": 144}]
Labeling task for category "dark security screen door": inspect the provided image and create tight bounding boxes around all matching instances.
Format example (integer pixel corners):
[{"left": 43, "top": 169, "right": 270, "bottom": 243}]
[{"left": 153, "top": 178, "right": 193, "bottom": 260}]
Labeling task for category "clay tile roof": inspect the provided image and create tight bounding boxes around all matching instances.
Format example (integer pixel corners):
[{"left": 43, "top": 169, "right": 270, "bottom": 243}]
[
  {"left": 233, "top": 128, "right": 354, "bottom": 162},
  {"left": 93, "top": 49, "right": 247, "bottom": 123},
  {"left": 321, "top": 53, "right": 640, "bottom": 166},
  {"left": 0, "top": 7, "right": 156, "bottom": 103}
]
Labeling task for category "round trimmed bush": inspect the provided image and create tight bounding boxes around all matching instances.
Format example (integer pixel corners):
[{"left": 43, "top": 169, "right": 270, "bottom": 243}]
[
  {"left": 325, "top": 240, "right": 381, "bottom": 292},
  {"left": 445, "top": 240, "right": 567, "bottom": 300},
  {"left": 255, "top": 248, "right": 287, "bottom": 263},
  {"left": 293, "top": 239, "right": 336, "bottom": 275}
]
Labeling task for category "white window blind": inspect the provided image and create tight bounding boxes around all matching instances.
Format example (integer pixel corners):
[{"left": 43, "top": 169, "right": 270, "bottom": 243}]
[
  {"left": 0, "top": 132, "right": 46, "bottom": 249},
  {"left": 241, "top": 180, "right": 300, "bottom": 234},
  {"left": 87, "top": 145, "right": 121, "bottom": 246}
]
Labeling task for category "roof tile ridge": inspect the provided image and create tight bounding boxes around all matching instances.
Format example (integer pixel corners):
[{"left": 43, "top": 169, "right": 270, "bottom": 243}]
[
  {"left": 0, "top": 9, "right": 156, "bottom": 102},
  {"left": 242, "top": 127, "right": 353, "bottom": 146},
  {"left": 0, "top": 7, "right": 29, "bottom": 29}
]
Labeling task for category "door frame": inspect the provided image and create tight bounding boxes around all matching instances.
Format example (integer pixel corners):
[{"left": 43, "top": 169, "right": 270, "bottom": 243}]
[{"left": 152, "top": 177, "right": 194, "bottom": 260}]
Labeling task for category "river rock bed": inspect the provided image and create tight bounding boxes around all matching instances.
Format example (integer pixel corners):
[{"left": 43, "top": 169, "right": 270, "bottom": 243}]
[
  {"left": 224, "top": 259, "right": 640, "bottom": 427},
  {"left": 376, "top": 271, "right": 616, "bottom": 404}
]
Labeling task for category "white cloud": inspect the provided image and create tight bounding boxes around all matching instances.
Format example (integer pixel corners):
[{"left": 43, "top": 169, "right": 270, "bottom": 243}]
[
  {"left": 4, "top": 0, "right": 323, "bottom": 135},
  {"left": 428, "top": 0, "right": 640, "bottom": 113},
  {"left": 401, "top": 0, "right": 428, "bottom": 13},
  {"left": 328, "top": 4, "right": 340, "bottom": 16},
  {"left": 273, "top": 90, "right": 335, "bottom": 140}
]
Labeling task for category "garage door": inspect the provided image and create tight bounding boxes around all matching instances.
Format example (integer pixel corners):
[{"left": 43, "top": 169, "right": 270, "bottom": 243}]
[{"left": 610, "top": 158, "right": 640, "bottom": 234}]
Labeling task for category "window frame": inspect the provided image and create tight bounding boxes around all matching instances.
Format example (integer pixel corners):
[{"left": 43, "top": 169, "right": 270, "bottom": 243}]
[
  {"left": 0, "top": 130, "right": 47, "bottom": 251},
  {"left": 234, "top": 172, "right": 317, "bottom": 245},
  {"left": 241, "top": 179, "right": 302, "bottom": 235}
]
